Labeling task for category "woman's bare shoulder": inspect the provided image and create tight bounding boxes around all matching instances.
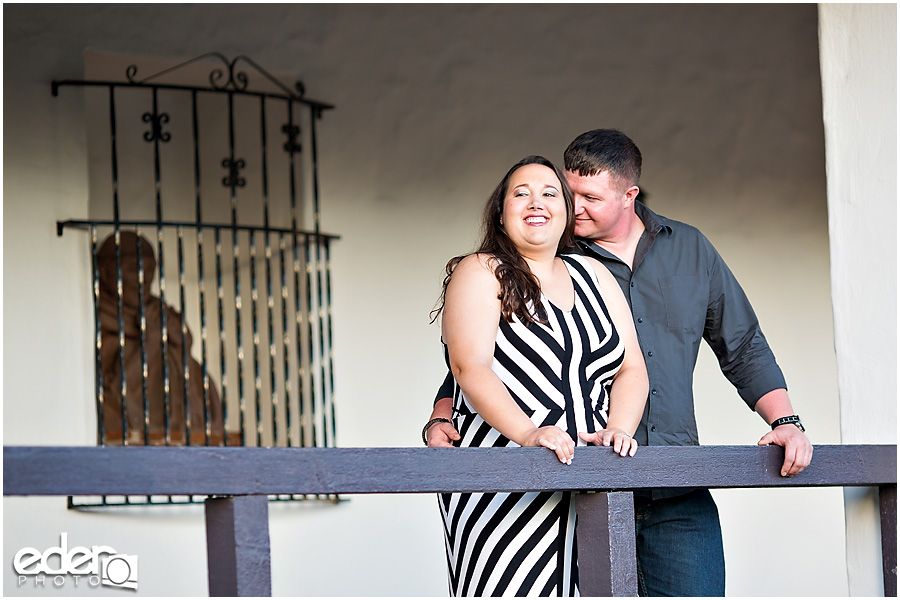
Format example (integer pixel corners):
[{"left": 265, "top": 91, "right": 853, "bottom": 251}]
[{"left": 453, "top": 253, "right": 498, "bottom": 277}]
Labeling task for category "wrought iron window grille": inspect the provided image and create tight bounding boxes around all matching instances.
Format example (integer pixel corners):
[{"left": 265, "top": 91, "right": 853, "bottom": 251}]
[{"left": 55, "top": 53, "right": 340, "bottom": 508}]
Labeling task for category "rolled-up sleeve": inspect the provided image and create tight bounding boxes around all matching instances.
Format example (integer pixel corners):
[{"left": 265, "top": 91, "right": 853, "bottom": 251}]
[{"left": 702, "top": 238, "right": 787, "bottom": 408}]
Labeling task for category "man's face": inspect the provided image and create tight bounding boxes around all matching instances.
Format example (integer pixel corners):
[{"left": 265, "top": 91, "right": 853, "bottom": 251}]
[{"left": 565, "top": 170, "right": 631, "bottom": 241}]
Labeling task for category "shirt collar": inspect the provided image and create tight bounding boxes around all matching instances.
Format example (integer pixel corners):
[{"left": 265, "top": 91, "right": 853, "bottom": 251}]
[
  {"left": 576, "top": 201, "right": 672, "bottom": 259},
  {"left": 634, "top": 201, "right": 671, "bottom": 237}
]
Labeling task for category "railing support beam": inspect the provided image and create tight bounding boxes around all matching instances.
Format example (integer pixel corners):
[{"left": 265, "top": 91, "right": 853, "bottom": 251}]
[
  {"left": 575, "top": 491, "right": 638, "bottom": 596},
  {"left": 205, "top": 495, "right": 272, "bottom": 597},
  {"left": 880, "top": 484, "right": 897, "bottom": 597}
]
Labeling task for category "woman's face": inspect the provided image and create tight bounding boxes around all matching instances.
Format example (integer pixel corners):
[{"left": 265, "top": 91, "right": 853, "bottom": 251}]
[{"left": 501, "top": 164, "right": 568, "bottom": 257}]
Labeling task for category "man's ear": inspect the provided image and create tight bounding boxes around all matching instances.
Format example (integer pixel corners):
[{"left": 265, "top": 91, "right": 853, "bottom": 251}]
[{"left": 623, "top": 185, "right": 640, "bottom": 208}]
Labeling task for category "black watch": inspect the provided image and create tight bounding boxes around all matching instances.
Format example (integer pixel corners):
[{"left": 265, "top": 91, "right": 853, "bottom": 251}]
[{"left": 770, "top": 415, "right": 805, "bottom": 432}]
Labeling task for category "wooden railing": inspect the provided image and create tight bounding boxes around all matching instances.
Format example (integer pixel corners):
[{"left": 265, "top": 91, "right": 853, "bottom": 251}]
[{"left": 4, "top": 444, "right": 897, "bottom": 596}]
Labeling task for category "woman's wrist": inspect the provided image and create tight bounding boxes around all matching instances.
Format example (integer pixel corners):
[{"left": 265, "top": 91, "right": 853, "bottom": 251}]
[{"left": 603, "top": 424, "right": 637, "bottom": 437}]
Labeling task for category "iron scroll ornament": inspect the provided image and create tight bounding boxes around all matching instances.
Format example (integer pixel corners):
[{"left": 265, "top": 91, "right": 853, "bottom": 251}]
[
  {"left": 142, "top": 111, "right": 171, "bottom": 143},
  {"left": 222, "top": 158, "right": 247, "bottom": 191},
  {"left": 125, "top": 52, "right": 308, "bottom": 100}
]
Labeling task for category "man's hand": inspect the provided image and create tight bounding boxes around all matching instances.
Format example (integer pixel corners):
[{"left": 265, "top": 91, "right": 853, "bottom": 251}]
[
  {"left": 426, "top": 419, "right": 460, "bottom": 447},
  {"left": 425, "top": 397, "right": 460, "bottom": 447},
  {"left": 757, "top": 425, "right": 813, "bottom": 477}
]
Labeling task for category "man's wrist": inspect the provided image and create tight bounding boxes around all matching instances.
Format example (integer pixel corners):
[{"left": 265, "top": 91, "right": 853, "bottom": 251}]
[
  {"left": 422, "top": 417, "right": 452, "bottom": 446},
  {"left": 770, "top": 414, "right": 805, "bottom": 432}
]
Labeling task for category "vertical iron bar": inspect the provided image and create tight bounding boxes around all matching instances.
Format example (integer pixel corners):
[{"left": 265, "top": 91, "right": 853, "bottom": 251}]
[
  {"left": 324, "top": 237, "right": 337, "bottom": 447},
  {"left": 109, "top": 86, "right": 128, "bottom": 449},
  {"left": 286, "top": 100, "right": 306, "bottom": 450},
  {"left": 245, "top": 98, "right": 262, "bottom": 443},
  {"left": 177, "top": 225, "right": 192, "bottom": 504},
  {"left": 309, "top": 108, "right": 327, "bottom": 447},
  {"left": 215, "top": 230, "right": 228, "bottom": 443},
  {"left": 110, "top": 85, "right": 130, "bottom": 506},
  {"left": 301, "top": 236, "right": 320, "bottom": 498},
  {"left": 249, "top": 231, "right": 262, "bottom": 446},
  {"left": 135, "top": 226, "right": 152, "bottom": 503},
  {"left": 192, "top": 90, "right": 213, "bottom": 446},
  {"left": 314, "top": 243, "right": 327, "bottom": 446},
  {"left": 278, "top": 233, "right": 293, "bottom": 448},
  {"left": 258, "top": 96, "right": 278, "bottom": 446},
  {"left": 151, "top": 87, "right": 171, "bottom": 446},
  {"left": 228, "top": 91, "right": 247, "bottom": 445},
  {"left": 116, "top": 225, "right": 127, "bottom": 447},
  {"left": 136, "top": 227, "right": 150, "bottom": 447},
  {"left": 91, "top": 226, "right": 104, "bottom": 445},
  {"left": 303, "top": 235, "right": 317, "bottom": 448},
  {"left": 309, "top": 109, "right": 322, "bottom": 235},
  {"left": 178, "top": 226, "right": 190, "bottom": 445}
]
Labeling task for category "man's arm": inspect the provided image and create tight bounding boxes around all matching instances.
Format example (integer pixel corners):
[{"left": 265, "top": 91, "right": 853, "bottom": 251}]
[
  {"left": 753, "top": 388, "right": 813, "bottom": 477},
  {"left": 701, "top": 236, "right": 812, "bottom": 476}
]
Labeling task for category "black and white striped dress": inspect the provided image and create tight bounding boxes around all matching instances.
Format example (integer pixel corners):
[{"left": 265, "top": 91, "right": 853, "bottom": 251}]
[{"left": 440, "top": 254, "right": 625, "bottom": 597}]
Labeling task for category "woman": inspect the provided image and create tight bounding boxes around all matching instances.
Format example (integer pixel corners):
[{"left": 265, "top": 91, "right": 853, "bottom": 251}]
[{"left": 434, "top": 156, "right": 648, "bottom": 596}]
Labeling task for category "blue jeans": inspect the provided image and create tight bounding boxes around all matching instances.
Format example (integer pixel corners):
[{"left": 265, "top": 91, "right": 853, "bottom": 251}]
[{"left": 633, "top": 489, "right": 726, "bottom": 597}]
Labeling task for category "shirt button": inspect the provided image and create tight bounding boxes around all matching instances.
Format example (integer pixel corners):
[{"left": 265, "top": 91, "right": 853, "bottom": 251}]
[
  {"left": 651, "top": 389, "right": 658, "bottom": 395},
  {"left": 647, "top": 351, "right": 653, "bottom": 357},
  {"left": 630, "top": 282, "right": 635, "bottom": 288},
  {"left": 650, "top": 426, "right": 657, "bottom": 432},
  {"left": 637, "top": 317, "right": 643, "bottom": 323}
]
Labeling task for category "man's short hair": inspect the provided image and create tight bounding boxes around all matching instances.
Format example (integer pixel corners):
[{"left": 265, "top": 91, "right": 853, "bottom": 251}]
[{"left": 563, "top": 129, "right": 642, "bottom": 190}]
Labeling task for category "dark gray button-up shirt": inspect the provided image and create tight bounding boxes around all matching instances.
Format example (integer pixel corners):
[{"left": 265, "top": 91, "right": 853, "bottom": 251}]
[{"left": 576, "top": 202, "right": 786, "bottom": 448}]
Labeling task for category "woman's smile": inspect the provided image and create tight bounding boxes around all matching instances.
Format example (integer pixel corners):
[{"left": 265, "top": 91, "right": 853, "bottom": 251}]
[{"left": 524, "top": 214, "right": 549, "bottom": 226}]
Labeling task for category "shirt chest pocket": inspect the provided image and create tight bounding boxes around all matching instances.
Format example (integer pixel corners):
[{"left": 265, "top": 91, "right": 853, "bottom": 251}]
[{"left": 657, "top": 274, "right": 707, "bottom": 332}]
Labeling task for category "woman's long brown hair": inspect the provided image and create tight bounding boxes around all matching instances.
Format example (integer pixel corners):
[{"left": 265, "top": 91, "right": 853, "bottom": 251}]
[{"left": 432, "top": 155, "right": 577, "bottom": 326}]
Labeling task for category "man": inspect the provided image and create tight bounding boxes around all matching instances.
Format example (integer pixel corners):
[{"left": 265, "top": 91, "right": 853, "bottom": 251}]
[{"left": 424, "top": 129, "right": 813, "bottom": 596}]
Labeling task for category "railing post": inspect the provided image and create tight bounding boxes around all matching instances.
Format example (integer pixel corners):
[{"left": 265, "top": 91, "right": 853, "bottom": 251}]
[
  {"left": 575, "top": 491, "right": 638, "bottom": 596},
  {"left": 880, "top": 484, "right": 897, "bottom": 597},
  {"left": 205, "top": 495, "right": 272, "bottom": 597}
]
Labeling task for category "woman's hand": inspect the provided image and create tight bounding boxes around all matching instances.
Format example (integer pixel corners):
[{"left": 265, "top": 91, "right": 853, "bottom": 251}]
[
  {"left": 522, "top": 426, "right": 575, "bottom": 464},
  {"left": 579, "top": 428, "right": 638, "bottom": 457}
]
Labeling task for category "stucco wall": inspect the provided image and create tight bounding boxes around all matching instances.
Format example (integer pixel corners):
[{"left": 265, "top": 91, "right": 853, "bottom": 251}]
[
  {"left": 819, "top": 4, "right": 898, "bottom": 596},
  {"left": 2, "top": 4, "right": 860, "bottom": 596}
]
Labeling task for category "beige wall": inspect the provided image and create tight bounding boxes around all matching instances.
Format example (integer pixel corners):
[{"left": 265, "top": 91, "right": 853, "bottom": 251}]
[
  {"left": 2, "top": 4, "right": 878, "bottom": 596},
  {"left": 819, "top": 4, "right": 898, "bottom": 596}
]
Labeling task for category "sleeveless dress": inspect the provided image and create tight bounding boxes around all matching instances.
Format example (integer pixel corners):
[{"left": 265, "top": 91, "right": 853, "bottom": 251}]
[{"left": 439, "top": 254, "right": 625, "bottom": 597}]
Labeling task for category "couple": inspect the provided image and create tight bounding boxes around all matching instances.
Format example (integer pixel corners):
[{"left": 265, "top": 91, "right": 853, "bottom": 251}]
[{"left": 429, "top": 129, "right": 813, "bottom": 597}]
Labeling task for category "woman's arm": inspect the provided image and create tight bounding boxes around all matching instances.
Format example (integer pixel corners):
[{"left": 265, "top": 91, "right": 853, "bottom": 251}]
[
  {"left": 579, "top": 257, "right": 649, "bottom": 456},
  {"left": 442, "top": 254, "right": 575, "bottom": 464}
]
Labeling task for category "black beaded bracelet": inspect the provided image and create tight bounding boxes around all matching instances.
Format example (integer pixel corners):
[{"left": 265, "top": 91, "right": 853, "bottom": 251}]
[{"left": 422, "top": 417, "right": 452, "bottom": 446}]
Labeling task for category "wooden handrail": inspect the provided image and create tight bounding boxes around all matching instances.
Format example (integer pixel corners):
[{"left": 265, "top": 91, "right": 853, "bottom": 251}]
[
  {"left": 4, "top": 444, "right": 896, "bottom": 495},
  {"left": 4, "top": 444, "right": 897, "bottom": 596}
]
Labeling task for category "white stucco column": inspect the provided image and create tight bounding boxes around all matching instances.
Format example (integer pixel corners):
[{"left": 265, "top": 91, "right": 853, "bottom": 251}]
[{"left": 818, "top": 4, "right": 897, "bottom": 595}]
